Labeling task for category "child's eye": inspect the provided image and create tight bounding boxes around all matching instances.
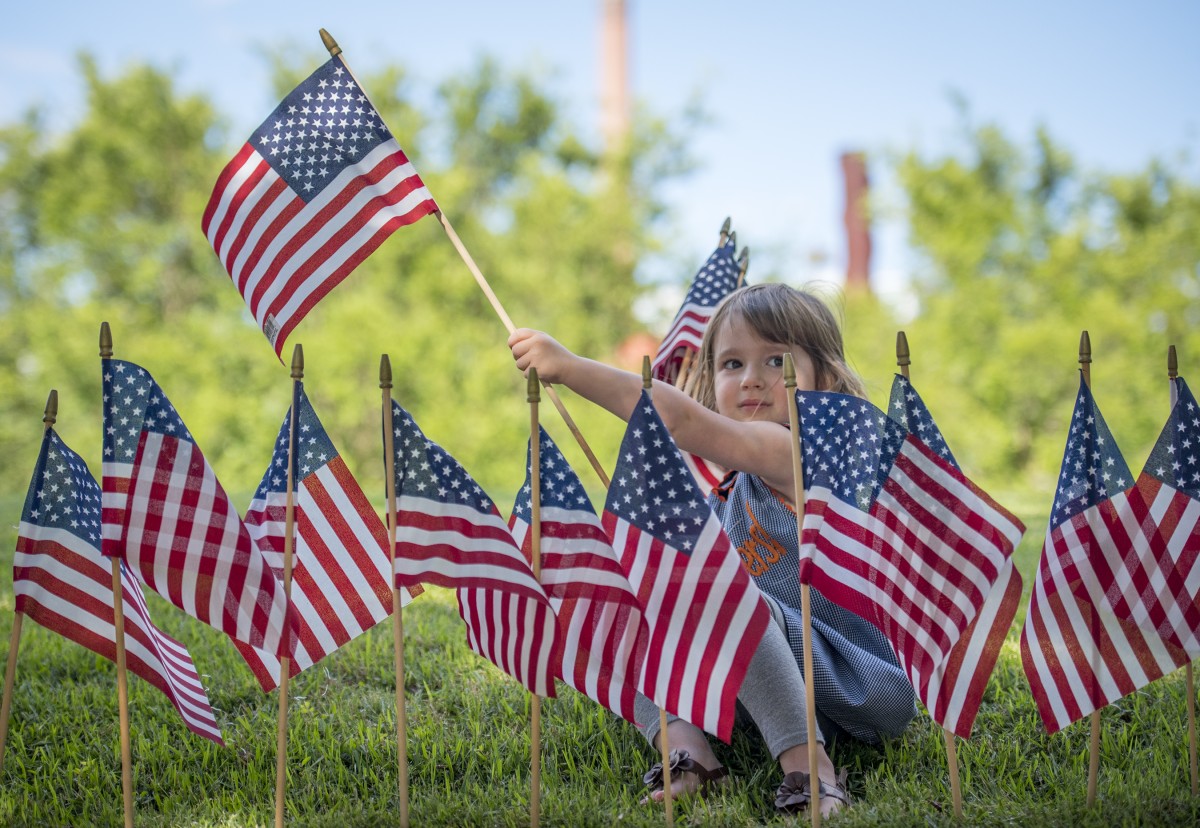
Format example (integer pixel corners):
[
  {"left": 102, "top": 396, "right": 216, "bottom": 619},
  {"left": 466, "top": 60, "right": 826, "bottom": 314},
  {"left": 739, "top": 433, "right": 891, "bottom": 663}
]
[
  {"left": 720, "top": 359, "right": 743, "bottom": 370},
  {"left": 767, "top": 355, "right": 786, "bottom": 368}
]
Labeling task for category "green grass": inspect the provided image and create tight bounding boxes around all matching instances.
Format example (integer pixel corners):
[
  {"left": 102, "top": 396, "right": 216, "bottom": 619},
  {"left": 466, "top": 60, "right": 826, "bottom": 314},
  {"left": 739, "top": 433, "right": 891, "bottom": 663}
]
[{"left": 2, "top": 509, "right": 1200, "bottom": 827}]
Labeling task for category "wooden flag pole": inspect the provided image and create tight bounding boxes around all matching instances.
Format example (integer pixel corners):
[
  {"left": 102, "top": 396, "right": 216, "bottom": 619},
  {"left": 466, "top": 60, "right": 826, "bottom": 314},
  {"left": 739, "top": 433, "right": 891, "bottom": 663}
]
[
  {"left": 527, "top": 369, "right": 544, "bottom": 828},
  {"left": 100, "top": 323, "right": 135, "bottom": 828},
  {"left": 1168, "top": 345, "right": 1199, "bottom": 796},
  {"left": 317, "top": 28, "right": 608, "bottom": 489},
  {"left": 380, "top": 355, "right": 410, "bottom": 827},
  {"left": 274, "top": 345, "right": 303, "bottom": 828},
  {"left": 896, "top": 332, "right": 963, "bottom": 820},
  {"left": 0, "top": 390, "right": 56, "bottom": 773},
  {"left": 1079, "top": 331, "right": 1102, "bottom": 808},
  {"left": 783, "top": 354, "right": 821, "bottom": 828},
  {"left": 642, "top": 357, "right": 674, "bottom": 828}
]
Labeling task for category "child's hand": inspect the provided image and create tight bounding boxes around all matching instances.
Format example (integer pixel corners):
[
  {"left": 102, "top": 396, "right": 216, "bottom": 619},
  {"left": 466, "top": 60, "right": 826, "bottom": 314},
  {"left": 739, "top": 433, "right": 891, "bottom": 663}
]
[{"left": 508, "top": 328, "right": 574, "bottom": 383}]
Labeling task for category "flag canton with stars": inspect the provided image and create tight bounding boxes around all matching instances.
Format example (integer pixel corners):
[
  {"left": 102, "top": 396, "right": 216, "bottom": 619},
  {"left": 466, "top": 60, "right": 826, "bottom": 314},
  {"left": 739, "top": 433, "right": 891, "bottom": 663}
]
[
  {"left": 103, "top": 359, "right": 193, "bottom": 463},
  {"left": 888, "top": 375, "right": 959, "bottom": 471},
  {"left": 1145, "top": 376, "right": 1200, "bottom": 498},
  {"left": 604, "top": 393, "right": 712, "bottom": 552},
  {"left": 253, "top": 386, "right": 339, "bottom": 499},
  {"left": 682, "top": 238, "right": 739, "bottom": 308},
  {"left": 796, "top": 390, "right": 908, "bottom": 512},
  {"left": 391, "top": 401, "right": 496, "bottom": 514},
  {"left": 1050, "top": 377, "right": 1132, "bottom": 528},
  {"left": 22, "top": 429, "right": 103, "bottom": 547},
  {"left": 512, "top": 427, "right": 596, "bottom": 521},
  {"left": 249, "top": 56, "right": 392, "bottom": 204}
]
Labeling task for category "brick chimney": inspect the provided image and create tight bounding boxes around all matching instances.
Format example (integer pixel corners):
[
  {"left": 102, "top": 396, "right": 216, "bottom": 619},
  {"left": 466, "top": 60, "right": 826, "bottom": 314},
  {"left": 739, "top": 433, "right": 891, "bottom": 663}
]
[{"left": 840, "top": 151, "right": 872, "bottom": 292}]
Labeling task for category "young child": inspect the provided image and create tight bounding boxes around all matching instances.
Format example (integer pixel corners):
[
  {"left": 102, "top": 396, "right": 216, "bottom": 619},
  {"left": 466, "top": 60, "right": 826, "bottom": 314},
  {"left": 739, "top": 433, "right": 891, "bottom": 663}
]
[{"left": 508, "top": 283, "right": 916, "bottom": 817}]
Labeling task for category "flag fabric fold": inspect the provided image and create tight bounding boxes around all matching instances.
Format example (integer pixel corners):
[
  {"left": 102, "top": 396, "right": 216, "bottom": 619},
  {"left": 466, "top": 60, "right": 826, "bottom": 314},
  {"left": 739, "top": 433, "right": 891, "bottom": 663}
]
[
  {"left": 101, "top": 358, "right": 293, "bottom": 658},
  {"left": 237, "top": 384, "right": 420, "bottom": 691},
  {"left": 508, "top": 427, "right": 648, "bottom": 722},
  {"left": 887, "top": 374, "right": 1023, "bottom": 737},
  {"left": 1020, "top": 375, "right": 1189, "bottom": 733},
  {"left": 601, "top": 391, "right": 770, "bottom": 741},
  {"left": 202, "top": 56, "right": 437, "bottom": 359},
  {"left": 389, "top": 401, "right": 559, "bottom": 697},
  {"left": 16, "top": 427, "right": 223, "bottom": 744},
  {"left": 796, "top": 389, "right": 1024, "bottom": 731}
]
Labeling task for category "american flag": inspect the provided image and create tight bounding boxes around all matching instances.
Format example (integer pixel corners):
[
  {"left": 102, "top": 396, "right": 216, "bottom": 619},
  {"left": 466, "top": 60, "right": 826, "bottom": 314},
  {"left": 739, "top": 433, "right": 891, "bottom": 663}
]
[
  {"left": 797, "top": 390, "right": 1024, "bottom": 721},
  {"left": 508, "top": 427, "right": 647, "bottom": 722},
  {"left": 389, "top": 401, "right": 559, "bottom": 697},
  {"left": 1020, "top": 376, "right": 1189, "bottom": 733},
  {"left": 651, "top": 235, "right": 741, "bottom": 385},
  {"left": 102, "top": 359, "right": 294, "bottom": 657},
  {"left": 237, "top": 384, "right": 420, "bottom": 691},
  {"left": 16, "top": 427, "right": 223, "bottom": 744},
  {"left": 202, "top": 56, "right": 437, "bottom": 360},
  {"left": 602, "top": 392, "right": 769, "bottom": 741},
  {"left": 887, "top": 374, "right": 1023, "bottom": 738},
  {"left": 1104, "top": 376, "right": 1200, "bottom": 652}
]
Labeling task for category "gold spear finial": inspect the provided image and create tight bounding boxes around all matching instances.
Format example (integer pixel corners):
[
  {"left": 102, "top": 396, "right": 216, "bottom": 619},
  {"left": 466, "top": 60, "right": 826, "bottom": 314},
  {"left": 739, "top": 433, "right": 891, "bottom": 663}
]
[
  {"left": 896, "top": 331, "right": 911, "bottom": 371},
  {"left": 1079, "top": 331, "right": 1092, "bottom": 365},
  {"left": 719, "top": 217, "right": 732, "bottom": 247},
  {"left": 43, "top": 390, "right": 58, "bottom": 428},
  {"left": 290, "top": 344, "right": 304, "bottom": 381},
  {"left": 379, "top": 354, "right": 393, "bottom": 390},
  {"left": 527, "top": 368, "right": 541, "bottom": 403},
  {"left": 319, "top": 29, "right": 342, "bottom": 58},
  {"left": 737, "top": 247, "right": 750, "bottom": 285},
  {"left": 642, "top": 356, "right": 652, "bottom": 390},
  {"left": 784, "top": 353, "right": 797, "bottom": 389},
  {"left": 1169, "top": 345, "right": 1178, "bottom": 380},
  {"left": 99, "top": 321, "right": 112, "bottom": 359}
]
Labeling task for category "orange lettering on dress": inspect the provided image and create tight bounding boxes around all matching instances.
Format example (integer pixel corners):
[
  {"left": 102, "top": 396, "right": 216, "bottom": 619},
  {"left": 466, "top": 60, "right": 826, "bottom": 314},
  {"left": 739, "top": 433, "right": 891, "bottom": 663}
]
[{"left": 737, "top": 504, "right": 787, "bottom": 576}]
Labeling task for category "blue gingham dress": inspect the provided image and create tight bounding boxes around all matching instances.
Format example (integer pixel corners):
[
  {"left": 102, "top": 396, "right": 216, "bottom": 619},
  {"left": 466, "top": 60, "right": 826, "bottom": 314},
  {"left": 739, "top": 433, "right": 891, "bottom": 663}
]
[{"left": 709, "top": 471, "right": 916, "bottom": 745}]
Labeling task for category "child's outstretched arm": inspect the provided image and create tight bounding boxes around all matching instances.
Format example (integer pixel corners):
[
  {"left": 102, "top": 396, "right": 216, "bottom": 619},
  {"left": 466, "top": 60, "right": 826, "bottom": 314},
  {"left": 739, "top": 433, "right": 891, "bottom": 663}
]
[{"left": 508, "top": 329, "right": 797, "bottom": 494}]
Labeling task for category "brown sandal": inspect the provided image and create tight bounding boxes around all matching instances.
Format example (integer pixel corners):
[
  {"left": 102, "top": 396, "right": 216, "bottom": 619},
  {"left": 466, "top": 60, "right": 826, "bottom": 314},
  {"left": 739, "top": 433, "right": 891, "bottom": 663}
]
[
  {"left": 643, "top": 749, "right": 729, "bottom": 797},
  {"left": 774, "top": 768, "right": 851, "bottom": 813}
]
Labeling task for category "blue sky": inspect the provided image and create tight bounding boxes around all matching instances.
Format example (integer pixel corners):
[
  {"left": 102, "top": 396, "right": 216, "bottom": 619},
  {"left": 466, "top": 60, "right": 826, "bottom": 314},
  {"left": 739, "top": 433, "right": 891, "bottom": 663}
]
[{"left": 4, "top": 1, "right": 1198, "bottom": 313}]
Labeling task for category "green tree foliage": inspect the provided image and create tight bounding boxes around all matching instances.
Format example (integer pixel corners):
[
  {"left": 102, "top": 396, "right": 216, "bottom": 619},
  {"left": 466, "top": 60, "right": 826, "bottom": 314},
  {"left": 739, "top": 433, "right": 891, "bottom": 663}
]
[
  {"left": 0, "top": 53, "right": 691, "bottom": 505},
  {"left": 893, "top": 116, "right": 1200, "bottom": 497}
]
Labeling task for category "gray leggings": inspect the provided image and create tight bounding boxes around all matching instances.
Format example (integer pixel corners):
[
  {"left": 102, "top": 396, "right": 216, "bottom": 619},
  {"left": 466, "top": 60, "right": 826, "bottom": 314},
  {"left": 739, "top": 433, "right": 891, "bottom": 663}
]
[{"left": 633, "top": 596, "right": 824, "bottom": 759}]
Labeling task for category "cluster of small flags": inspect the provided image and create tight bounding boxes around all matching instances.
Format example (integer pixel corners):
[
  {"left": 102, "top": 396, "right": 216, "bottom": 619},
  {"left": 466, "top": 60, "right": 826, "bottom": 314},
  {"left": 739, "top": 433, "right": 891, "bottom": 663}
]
[{"left": 9, "top": 46, "right": 1200, "bottom": 824}]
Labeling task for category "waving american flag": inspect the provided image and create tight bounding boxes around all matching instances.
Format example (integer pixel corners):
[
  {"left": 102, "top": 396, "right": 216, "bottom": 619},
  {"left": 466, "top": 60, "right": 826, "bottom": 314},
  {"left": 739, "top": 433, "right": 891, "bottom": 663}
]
[
  {"left": 797, "top": 389, "right": 1023, "bottom": 723},
  {"left": 509, "top": 428, "right": 647, "bottom": 722},
  {"left": 202, "top": 56, "right": 437, "bottom": 359},
  {"left": 602, "top": 392, "right": 769, "bottom": 741},
  {"left": 389, "top": 401, "right": 559, "bottom": 697},
  {"left": 17, "top": 427, "right": 223, "bottom": 744},
  {"left": 1021, "top": 376, "right": 1189, "bottom": 733},
  {"left": 886, "top": 374, "right": 1023, "bottom": 738},
  {"left": 237, "top": 384, "right": 420, "bottom": 691},
  {"left": 101, "top": 359, "right": 294, "bottom": 658}
]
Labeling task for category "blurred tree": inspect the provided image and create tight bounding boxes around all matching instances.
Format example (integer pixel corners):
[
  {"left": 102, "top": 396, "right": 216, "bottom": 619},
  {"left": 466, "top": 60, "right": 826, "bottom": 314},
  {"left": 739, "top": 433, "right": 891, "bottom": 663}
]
[
  {"left": 0, "top": 52, "right": 693, "bottom": 506},
  {"left": 893, "top": 116, "right": 1200, "bottom": 498}
]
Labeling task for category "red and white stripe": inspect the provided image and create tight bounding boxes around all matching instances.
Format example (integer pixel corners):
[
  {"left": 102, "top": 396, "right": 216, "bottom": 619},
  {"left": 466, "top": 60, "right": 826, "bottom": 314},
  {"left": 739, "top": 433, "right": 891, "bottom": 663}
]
[
  {"left": 510, "top": 506, "right": 647, "bottom": 723},
  {"left": 800, "top": 438, "right": 1024, "bottom": 718},
  {"left": 651, "top": 309, "right": 708, "bottom": 382},
  {"left": 14, "top": 525, "right": 224, "bottom": 745},
  {"left": 682, "top": 452, "right": 725, "bottom": 495},
  {"left": 1021, "top": 490, "right": 1191, "bottom": 733},
  {"left": 237, "top": 457, "right": 420, "bottom": 691},
  {"left": 394, "top": 494, "right": 559, "bottom": 697},
  {"left": 201, "top": 140, "right": 436, "bottom": 358},
  {"left": 603, "top": 510, "right": 769, "bottom": 741},
  {"left": 925, "top": 558, "right": 1022, "bottom": 738},
  {"left": 122, "top": 432, "right": 293, "bottom": 658}
]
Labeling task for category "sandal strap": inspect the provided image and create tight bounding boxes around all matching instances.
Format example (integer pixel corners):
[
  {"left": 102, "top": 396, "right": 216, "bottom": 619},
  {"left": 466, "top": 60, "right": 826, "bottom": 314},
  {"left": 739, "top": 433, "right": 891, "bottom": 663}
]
[
  {"left": 775, "top": 768, "right": 852, "bottom": 812},
  {"left": 643, "top": 749, "right": 728, "bottom": 793},
  {"left": 817, "top": 768, "right": 852, "bottom": 805}
]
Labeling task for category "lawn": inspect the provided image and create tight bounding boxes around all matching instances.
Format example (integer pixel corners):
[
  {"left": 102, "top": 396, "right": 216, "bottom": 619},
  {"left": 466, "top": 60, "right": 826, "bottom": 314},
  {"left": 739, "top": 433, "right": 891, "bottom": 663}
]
[{"left": 1, "top": 502, "right": 1199, "bottom": 827}]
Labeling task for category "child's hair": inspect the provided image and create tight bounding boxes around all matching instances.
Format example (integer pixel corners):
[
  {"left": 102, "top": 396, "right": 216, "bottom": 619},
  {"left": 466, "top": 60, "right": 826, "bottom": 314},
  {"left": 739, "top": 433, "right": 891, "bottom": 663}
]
[{"left": 689, "top": 283, "right": 867, "bottom": 408}]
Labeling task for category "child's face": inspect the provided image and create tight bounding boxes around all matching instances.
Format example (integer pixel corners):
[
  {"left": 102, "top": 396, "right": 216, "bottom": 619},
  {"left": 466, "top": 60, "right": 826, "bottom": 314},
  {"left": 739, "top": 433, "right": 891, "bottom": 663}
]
[{"left": 711, "top": 315, "right": 819, "bottom": 423}]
